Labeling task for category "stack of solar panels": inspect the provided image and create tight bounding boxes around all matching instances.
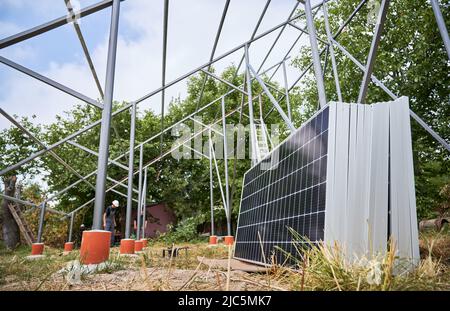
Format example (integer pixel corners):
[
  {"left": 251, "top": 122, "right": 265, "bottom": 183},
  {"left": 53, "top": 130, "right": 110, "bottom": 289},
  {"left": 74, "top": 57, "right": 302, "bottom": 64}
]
[{"left": 235, "top": 96, "right": 419, "bottom": 268}]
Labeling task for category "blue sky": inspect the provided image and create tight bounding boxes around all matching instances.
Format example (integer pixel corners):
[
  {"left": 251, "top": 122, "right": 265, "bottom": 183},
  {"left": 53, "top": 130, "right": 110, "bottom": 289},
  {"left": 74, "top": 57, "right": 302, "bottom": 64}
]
[{"left": 0, "top": 0, "right": 315, "bottom": 130}]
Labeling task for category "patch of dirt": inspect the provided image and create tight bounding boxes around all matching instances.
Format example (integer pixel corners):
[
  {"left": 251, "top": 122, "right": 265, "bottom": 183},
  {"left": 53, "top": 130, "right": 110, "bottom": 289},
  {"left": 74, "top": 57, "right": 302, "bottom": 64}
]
[
  {"left": 48, "top": 267, "right": 279, "bottom": 291},
  {"left": 1, "top": 266, "right": 283, "bottom": 291}
]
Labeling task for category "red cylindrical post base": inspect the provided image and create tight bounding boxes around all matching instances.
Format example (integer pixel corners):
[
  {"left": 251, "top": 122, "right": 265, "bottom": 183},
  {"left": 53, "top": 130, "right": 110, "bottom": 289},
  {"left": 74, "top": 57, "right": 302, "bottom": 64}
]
[
  {"left": 79, "top": 230, "right": 111, "bottom": 264},
  {"left": 64, "top": 242, "right": 74, "bottom": 252},
  {"left": 209, "top": 235, "right": 218, "bottom": 245},
  {"left": 224, "top": 236, "right": 234, "bottom": 245},
  {"left": 120, "top": 239, "right": 135, "bottom": 254},
  {"left": 134, "top": 240, "right": 143, "bottom": 252},
  {"left": 141, "top": 239, "right": 148, "bottom": 248},
  {"left": 31, "top": 243, "right": 44, "bottom": 255}
]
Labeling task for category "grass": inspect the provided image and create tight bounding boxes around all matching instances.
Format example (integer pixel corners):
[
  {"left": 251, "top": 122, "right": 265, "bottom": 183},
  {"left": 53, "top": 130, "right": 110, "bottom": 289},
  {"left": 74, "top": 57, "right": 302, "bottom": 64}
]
[{"left": 0, "top": 228, "right": 449, "bottom": 291}]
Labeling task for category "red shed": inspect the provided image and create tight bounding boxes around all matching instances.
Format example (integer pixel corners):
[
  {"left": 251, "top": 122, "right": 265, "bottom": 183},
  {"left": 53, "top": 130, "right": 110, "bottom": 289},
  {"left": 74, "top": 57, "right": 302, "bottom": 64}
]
[{"left": 132, "top": 202, "right": 176, "bottom": 238}]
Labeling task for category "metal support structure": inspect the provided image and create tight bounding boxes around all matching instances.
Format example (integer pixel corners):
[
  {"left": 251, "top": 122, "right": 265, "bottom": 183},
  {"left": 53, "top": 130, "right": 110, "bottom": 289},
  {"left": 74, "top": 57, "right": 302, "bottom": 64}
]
[
  {"left": 68, "top": 212, "right": 74, "bottom": 242},
  {"left": 64, "top": 0, "right": 104, "bottom": 99},
  {"left": 125, "top": 103, "right": 136, "bottom": 238},
  {"left": 221, "top": 97, "right": 231, "bottom": 236},
  {"left": 0, "top": 56, "right": 102, "bottom": 109},
  {"left": 208, "top": 130, "right": 215, "bottom": 237},
  {"left": 232, "top": 0, "right": 273, "bottom": 85},
  {"left": 281, "top": 61, "right": 292, "bottom": 120},
  {"left": 323, "top": 2, "right": 343, "bottom": 102},
  {"left": 288, "top": 22, "right": 329, "bottom": 45},
  {"left": 248, "top": 64, "right": 295, "bottom": 131},
  {"left": 304, "top": 0, "right": 327, "bottom": 108},
  {"left": 265, "top": 0, "right": 369, "bottom": 120},
  {"left": 245, "top": 45, "right": 257, "bottom": 165},
  {"left": 92, "top": 0, "right": 120, "bottom": 230},
  {"left": 200, "top": 69, "right": 248, "bottom": 96},
  {"left": 0, "top": 0, "right": 118, "bottom": 49},
  {"left": 0, "top": 7, "right": 310, "bottom": 178},
  {"left": 136, "top": 144, "right": 143, "bottom": 240},
  {"left": 36, "top": 203, "right": 46, "bottom": 243},
  {"left": 35, "top": 62, "right": 281, "bottom": 212},
  {"left": 1, "top": 0, "right": 448, "bottom": 247},
  {"left": 160, "top": 0, "right": 169, "bottom": 154},
  {"left": 0, "top": 108, "right": 96, "bottom": 191},
  {"left": 210, "top": 137, "right": 228, "bottom": 219},
  {"left": 256, "top": 2, "right": 300, "bottom": 73},
  {"left": 357, "top": 0, "right": 390, "bottom": 103},
  {"left": 195, "top": 0, "right": 231, "bottom": 111},
  {"left": 111, "top": 188, "right": 138, "bottom": 203},
  {"left": 267, "top": 4, "right": 322, "bottom": 80},
  {"left": 333, "top": 39, "right": 450, "bottom": 152},
  {"left": 141, "top": 167, "right": 148, "bottom": 239},
  {"left": 67, "top": 140, "right": 129, "bottom": 171},
  {"left": 430, "top": 0, "right": 450, "bottom": 59}
]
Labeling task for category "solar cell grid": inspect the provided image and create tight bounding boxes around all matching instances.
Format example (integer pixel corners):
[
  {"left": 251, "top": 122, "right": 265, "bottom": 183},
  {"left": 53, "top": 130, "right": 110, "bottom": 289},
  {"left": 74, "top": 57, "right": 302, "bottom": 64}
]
[{"left": 235, "top": 106, "right": 330, "bottom": 265}]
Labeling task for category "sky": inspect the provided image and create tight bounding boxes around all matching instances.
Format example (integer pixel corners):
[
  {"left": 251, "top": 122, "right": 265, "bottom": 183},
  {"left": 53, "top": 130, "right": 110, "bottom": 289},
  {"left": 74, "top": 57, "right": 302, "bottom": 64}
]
[{"left": 0, "top": 0, "right": 320, "bottom": 130}]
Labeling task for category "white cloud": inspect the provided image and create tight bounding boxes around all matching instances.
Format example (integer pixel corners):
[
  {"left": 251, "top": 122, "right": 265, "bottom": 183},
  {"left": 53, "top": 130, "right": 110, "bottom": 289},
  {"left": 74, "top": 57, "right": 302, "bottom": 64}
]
[{"left": 0, "top": 0, "right": 309, "bottom": 131}]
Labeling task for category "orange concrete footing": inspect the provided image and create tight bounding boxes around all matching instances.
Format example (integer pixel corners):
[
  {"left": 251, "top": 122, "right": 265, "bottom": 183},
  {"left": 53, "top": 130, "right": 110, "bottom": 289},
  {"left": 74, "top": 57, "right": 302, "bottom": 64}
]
[
  {"left": 31, "top": 243, "right": 44, "bottom": 255},
  {"left": 79, "top": 230, "right": 111, "bottom": 264},
  {"left": 141, "top": 239, "right": 148, "bottom": 248},
  {"left": 134, "top": 240, "right": 143, "bottom": 252},
  {"left": 64, "top": 242, "right": 74, "bottom": 252},
  {"left": 209, "top": 235, "right": 218, "bottom": 245},
  {"left": 224, "top": 236, "right": 234, "bottom": 245},
  {"left": 120, "top": 239, "right": 135, "bottom": 254}
]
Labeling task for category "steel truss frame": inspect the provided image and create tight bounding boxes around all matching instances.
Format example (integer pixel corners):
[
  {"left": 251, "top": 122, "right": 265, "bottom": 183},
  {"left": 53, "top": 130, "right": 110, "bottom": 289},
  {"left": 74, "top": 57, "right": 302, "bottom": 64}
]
[{"left": 0, "top": 0, "right": 449, "bottom": 244}]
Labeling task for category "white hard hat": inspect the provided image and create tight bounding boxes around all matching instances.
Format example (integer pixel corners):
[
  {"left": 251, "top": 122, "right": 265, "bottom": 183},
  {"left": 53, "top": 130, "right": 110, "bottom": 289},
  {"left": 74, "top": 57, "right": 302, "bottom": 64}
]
[{"left": 112, "top": 200, "right": 119, "bottom": 207}]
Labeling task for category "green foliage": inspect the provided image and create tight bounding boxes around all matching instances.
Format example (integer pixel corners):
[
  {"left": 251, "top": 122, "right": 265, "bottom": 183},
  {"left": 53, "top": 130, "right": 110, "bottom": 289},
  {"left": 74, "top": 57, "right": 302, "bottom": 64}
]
[
  {"left": 157, "top": 213, "right": 208, "bottom": 244},
  {"left": 292, "top": 0, "right": 450, "bottom": 219},
  {"left": 0, "top": 115, "right": 42, "bottom": 178}
]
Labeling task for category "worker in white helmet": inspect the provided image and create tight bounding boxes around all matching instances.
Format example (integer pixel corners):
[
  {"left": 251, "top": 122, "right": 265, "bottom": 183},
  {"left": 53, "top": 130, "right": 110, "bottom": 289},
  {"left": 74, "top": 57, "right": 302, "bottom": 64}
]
[{"left": 103, "top": 200, "right": 119, "bottom": 247}]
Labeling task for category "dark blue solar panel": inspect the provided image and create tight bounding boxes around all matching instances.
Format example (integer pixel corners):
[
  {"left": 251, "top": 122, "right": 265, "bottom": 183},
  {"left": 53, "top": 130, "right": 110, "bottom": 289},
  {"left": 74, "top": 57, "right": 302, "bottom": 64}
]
[{"left": 235, "top": 106, "right": 330, "bottom": 266}]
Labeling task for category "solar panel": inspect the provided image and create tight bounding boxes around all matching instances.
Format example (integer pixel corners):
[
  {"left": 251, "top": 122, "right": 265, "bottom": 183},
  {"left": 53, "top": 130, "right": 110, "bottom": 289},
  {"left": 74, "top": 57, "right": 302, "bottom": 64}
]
[
  {"left": 235, "top": 106, "right": 330, "bottom": 266},
  {"left": 235, "top": 97, "right": 419, "bottom": 269}
]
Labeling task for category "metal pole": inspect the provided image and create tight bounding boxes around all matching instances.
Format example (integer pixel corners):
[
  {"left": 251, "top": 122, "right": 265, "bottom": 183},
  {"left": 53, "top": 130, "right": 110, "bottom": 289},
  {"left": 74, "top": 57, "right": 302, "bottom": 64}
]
[
  {"left": 141, "top": 168, "right": 148, "bottom": 239},
  {"left": 0, "top": 0, "right": 116, "bottom": 49},
  {"left": 136, "top": 144, "right": 143, "bottom": 240},
  {"left": 248, "top": 64, "right": 296, "bottom": 131},
  {"left": 431, "top": 0, "right": 450, "bottom": 59},
  {"left": 208, "top": 130, "right": 215, "bottom": 237},
  {"left": 0, "top": 56, "right": 101, "bottom": 109},
  {"left": 194, "top": 0, "right": 231, "bottom": 111},
  {"left": 125, "top": 102, "right": 136, "bottom": 238},
  {"left": 160, "top": 0, "right": 169, "bottom": 155},
  {"left": 244, "top": 44, "right": 257, "bottom": 165},
  {"left": 221, "top": 97, "right": 231, "bottom": 236},
  {"left": 281, "top": 61, "right": 292, "bottom": 120},
  {"left": 304, "top": 0, "right": 327, "bottom": 108},
  {"left": 36, "top": 203, "right": 46, "bottom": 243},
  {"left": 323, "top": 2, "right": 343, "bottom": 102},
  {"left": 92, "top": 0, "right": 120, "bottom": 230},
  {"left": 64, "top": 0, "right": 104, "bottom": 99},
  {"left": 357, "top": 0, "right": 390, "bottom": 103},
  {"left": 68, "top": 213, "right": 74, "bottom": 242}
]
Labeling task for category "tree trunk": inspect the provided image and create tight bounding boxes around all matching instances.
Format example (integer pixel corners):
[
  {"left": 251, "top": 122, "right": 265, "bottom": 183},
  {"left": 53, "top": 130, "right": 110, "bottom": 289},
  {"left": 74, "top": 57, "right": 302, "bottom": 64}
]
[{"left": 1, "top": 176, "right": 20, "bottom": 249}]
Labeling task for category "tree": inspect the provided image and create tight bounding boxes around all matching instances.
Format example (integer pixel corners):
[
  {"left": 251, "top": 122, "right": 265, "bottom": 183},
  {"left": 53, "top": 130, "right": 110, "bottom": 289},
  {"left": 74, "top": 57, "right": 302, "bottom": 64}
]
[
  {"left": 0, "top": 116, "right": 42, "bottom": 248},
  {"left": 292, "top": 0, "right": 450, "bottom": 219}
]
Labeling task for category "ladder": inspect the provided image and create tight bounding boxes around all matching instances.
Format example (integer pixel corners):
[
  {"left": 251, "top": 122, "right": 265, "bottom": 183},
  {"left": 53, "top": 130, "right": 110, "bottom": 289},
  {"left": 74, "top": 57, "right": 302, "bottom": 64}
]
[
  {"left": 254, "top": 122, "right": 270, "bottom": 162},
  {"left": 7, "top": 203, "right": 35, "bottom": 245}
]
